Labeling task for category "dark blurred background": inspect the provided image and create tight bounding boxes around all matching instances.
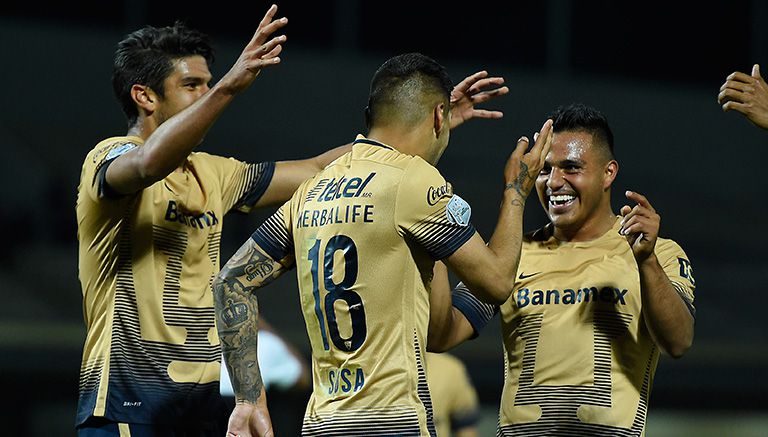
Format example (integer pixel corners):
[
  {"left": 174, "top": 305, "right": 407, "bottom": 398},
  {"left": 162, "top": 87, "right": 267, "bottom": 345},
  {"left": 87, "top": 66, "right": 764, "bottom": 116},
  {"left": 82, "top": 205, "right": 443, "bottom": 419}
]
[{"left": 1, "top": 0, "right": 767, "bottom": 435}]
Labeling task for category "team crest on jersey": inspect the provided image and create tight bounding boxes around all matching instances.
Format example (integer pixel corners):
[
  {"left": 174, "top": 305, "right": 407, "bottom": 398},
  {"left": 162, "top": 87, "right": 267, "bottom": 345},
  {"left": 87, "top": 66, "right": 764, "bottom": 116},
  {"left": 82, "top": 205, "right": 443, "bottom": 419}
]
[
  {"left": 105, "top": 142, "right": 137, "bottom": 161},
  {"left": 446, "top": 194, "right": 471, "bottom": 227}
]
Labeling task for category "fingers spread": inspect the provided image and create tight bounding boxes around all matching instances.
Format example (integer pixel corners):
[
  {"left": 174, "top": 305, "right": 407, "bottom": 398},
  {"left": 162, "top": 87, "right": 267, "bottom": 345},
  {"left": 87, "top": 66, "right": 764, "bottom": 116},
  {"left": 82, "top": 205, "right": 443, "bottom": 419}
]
[{"left": 454, "top": 71, "right": 489, "bottom": 93}]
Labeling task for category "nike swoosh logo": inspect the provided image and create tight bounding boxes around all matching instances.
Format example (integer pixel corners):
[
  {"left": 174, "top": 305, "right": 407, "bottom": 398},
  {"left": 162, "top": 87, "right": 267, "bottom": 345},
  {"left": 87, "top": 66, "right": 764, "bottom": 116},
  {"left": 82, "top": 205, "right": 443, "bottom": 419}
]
[{"left": 518, "top": 272, "right": 540, "bottom": 280}]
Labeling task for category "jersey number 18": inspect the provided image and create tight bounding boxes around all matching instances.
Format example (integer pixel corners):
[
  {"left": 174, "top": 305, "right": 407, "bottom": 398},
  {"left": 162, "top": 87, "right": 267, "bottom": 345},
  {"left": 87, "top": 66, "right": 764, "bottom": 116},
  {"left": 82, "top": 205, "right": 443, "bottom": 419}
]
[{"left": 308, "top": 235, "right": 367, "bottom": 352}]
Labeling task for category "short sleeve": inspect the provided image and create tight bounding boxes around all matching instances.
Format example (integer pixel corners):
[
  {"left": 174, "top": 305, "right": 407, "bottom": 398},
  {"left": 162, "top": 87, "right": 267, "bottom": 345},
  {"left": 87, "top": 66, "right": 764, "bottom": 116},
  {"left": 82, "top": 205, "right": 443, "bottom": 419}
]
[
  {"left": 81, "top": 140, "right": 138, "bottom": 201},
  {"left": 395, "top": 158, "right": 476, "bottom": 260},
  {"left": 200, "top": 153, "right": 275, "bottom": 214},
  {"left": 655, "top": 239, "right": 696, "bottom": 317},
  {"left": 250, "top": 201, "right": 294, "bottom": 264},
  {"left": 452, "top": 282, "right": 499, "bottom": 337}
]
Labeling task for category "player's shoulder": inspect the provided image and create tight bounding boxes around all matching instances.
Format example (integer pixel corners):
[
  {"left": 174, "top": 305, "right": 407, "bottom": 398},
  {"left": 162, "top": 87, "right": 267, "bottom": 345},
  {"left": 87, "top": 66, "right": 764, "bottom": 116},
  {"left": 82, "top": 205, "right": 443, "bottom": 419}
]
[
  {"left": 655, "top": 236, "right": 689, "bottom": 259},
  {"left": 84, "top": 136, "right": 141, "bottom": 166}
]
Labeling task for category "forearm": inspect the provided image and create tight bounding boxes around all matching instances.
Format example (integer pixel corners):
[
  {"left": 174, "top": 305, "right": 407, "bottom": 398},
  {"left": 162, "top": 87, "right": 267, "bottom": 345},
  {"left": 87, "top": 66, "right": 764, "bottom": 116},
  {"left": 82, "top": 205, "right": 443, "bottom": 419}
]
[
  {"left": 141, "top": 85, "right": 236, "bottom": 180},
  {"left": 639, "top": 254, "right": 694, "bottom": 358},
  {"left": 484, "top": 188, "right": 526, "bottom": 294},
  {"left": 213, "top": 272, "right": 265, "bottom": 403},
  {"left": 311, "top": 143, "right": 352, "bottom": 169}
]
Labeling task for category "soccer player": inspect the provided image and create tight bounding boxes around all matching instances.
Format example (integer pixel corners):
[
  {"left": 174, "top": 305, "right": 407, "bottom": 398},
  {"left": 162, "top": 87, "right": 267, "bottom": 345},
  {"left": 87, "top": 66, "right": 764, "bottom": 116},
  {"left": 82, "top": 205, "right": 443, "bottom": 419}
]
[
  {"left": 75, "top": 6, "right": 353, "bottom": 436},
  {"left": 718, "top": 63, "right": 768, "bottom": 129},
  {"left": 426, "top": 352, "right": 480, "bottom": 437},
  {"left": 430, "top": 103, "right": 696, "bottom": 436},
  {"left": 212, "top": 52, "right": 554, "bottom": 436}
]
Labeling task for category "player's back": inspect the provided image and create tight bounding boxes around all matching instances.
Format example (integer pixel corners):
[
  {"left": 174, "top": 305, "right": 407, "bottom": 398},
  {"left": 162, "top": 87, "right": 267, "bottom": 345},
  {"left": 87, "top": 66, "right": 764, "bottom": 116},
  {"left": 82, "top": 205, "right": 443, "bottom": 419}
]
[{"left": 268, "top": 137, "right": 456, "bottom": 436}]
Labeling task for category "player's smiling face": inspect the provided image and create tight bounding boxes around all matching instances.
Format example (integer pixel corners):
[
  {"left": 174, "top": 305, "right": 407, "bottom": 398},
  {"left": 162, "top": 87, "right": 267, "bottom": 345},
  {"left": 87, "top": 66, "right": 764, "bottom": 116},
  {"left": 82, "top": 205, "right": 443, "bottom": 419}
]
[{"left": 535, "top": 130, "right": 610, "bottom": 234}]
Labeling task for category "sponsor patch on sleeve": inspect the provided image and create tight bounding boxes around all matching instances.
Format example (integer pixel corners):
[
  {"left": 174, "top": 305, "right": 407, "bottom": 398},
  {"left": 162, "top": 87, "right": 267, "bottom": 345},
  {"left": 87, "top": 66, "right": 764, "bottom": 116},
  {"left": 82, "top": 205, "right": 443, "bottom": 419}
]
[
  {"left": 105, "top": 143, "right": 137, "bottom": 161},
  {"left": 446, "top": 194, "right": 471, "bottom": 227}
]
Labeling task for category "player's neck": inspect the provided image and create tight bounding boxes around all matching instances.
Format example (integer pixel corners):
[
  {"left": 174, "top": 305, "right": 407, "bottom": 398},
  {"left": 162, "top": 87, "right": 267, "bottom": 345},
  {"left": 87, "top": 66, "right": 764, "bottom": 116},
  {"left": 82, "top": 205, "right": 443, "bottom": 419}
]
[
  {"left": 126, "top": 117, "right": 155, "bottom": 141},
  {"left": 554, "top": 208, "right": 617, "bottom": 242},
  {"left": 367, "top": 125, "right": 434, "bottom": 163}
]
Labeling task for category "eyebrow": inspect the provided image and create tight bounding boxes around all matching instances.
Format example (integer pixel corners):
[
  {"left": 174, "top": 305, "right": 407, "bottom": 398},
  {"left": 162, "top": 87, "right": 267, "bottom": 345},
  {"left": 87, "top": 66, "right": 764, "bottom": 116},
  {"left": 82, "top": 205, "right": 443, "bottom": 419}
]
[{"left": 547, "top": 158, "right": 585, "bottom": 167}]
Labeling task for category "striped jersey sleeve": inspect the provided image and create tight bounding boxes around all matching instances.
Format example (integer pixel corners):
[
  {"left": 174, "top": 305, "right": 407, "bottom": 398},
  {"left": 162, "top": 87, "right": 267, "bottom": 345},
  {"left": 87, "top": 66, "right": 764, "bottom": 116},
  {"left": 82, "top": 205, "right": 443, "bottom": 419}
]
[
  {"left": 452, "top": 282, "right": 498, "bottom": 337},
  {"left": 250, "top": 202, "right": 294, "bottom": 263},
  {"left": 395, "top": 158, "right": 476, "bottom": 260},
  {"left": 656, "top": 238, "right": 696, "bottom": 317},
  {"left": 202, "top": 153, "right": 275, "bottom": 213}
]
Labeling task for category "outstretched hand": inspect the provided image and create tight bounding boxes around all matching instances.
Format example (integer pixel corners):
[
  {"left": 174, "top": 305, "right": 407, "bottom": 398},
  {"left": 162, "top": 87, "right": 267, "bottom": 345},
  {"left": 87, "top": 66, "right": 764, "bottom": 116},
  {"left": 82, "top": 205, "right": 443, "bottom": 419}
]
[
  {"left": 504, "top": 119, "right": 553, "bottom": 203},
  {"left": 619, "top": 190, "right": 660, "bottom": 262},
  {"left": 718, "top": 64, "right": 768, "bottom": 130},
  {"left": 219, "top": 4, "right": 288, "bottom": 95},
  {"left": 450, "top": 71, "right": 509, "bottom": 129}
]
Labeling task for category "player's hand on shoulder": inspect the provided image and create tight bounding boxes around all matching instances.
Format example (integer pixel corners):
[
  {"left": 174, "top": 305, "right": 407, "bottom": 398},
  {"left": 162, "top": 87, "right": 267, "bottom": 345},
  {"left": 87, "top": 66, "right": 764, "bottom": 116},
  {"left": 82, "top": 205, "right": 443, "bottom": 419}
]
[
  {"left": 619, "top": 190, "right": 660, "bottom": 262},
  {"left": 218, "top": 5, "right": 288, "bottom": 95},
  {"left": 503, "top": 119, "right": 553, "bottom": 202},
  {"left": 719, "top": 64, "right": 768, "bottom": 130}
]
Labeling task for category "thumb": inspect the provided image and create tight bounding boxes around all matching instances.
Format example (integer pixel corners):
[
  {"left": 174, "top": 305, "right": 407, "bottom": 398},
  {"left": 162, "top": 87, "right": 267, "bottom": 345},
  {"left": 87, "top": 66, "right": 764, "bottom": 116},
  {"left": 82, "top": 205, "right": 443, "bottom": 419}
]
[{"left": 752, "top": 63, "right": 762, "bottom": 80}]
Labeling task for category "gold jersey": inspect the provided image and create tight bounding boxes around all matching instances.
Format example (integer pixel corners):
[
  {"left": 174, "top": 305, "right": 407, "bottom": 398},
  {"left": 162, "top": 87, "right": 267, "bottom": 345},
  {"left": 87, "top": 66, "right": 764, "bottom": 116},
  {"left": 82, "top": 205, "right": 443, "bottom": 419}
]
[
  {"left": 426, "top": 353, "right": 480, "bottom": 437},
  {"left": 494, "top": 218, "right": 695, "bottom": 436},
  {"left": 76, "top": 136, "right": 274, "bottom": 426},
  {"left": 251, "top": 136, "right": 477, "bottom": 436}
]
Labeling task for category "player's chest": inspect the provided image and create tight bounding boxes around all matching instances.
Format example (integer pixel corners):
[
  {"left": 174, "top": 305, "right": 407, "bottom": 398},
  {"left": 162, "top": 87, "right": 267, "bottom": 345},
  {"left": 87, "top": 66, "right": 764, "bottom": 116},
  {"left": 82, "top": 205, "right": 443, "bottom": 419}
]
[
  {"left": 139, "top": 174, "right": 224, "bottom": 234},
  {"left": 506, "top": 246, "right": 641, "bottom": 318}
]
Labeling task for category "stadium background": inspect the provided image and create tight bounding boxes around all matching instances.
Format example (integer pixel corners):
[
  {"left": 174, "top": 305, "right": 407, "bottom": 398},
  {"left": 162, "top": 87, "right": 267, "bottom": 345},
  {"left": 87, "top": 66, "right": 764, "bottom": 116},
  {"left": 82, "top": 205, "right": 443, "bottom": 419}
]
[{"left": 0, "top": 1, "right": 766, "bottom": 435}]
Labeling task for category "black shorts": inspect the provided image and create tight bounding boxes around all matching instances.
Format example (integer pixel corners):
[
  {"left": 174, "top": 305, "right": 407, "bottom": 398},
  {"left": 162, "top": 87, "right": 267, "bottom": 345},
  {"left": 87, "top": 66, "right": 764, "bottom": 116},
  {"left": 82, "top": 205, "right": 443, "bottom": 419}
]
[{"left": 77, "top": 416, "right": 224, "bottom": 437}]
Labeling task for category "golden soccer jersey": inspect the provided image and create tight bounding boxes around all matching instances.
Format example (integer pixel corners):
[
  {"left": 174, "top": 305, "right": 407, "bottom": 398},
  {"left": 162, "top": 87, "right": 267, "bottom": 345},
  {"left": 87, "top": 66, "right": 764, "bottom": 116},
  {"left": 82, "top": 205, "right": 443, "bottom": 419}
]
[
  {"left": 251, "top": 136, "right": 477, "bottom": 436},
  {"left": 426, "top": 353, "right": 480, "bottom": 437},
  {"left": 76, "top": 136, "right": 274, "bottom": 426},
  {"left": 492, "top": 218, "right": 695, "bottom": 436}
]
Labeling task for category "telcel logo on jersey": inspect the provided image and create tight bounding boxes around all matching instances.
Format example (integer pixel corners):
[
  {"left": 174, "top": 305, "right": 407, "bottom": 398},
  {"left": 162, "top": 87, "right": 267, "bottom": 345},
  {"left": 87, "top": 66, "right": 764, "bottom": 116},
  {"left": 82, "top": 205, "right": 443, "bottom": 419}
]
[
  {"left": 515, "top": 286, "right": 628, "bottom": 308},
  {"left": 315, "top": 172, "right": 376, "bottom": 202}
]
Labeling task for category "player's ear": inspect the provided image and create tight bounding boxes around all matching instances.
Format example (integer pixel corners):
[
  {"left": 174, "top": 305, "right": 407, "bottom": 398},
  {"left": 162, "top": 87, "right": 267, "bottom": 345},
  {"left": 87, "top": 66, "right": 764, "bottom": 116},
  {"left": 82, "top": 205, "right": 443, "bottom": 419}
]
[
  {"left": 433, "top": 102, "right": 446, "bottom": 138},
  {"left": 603, "top": 159, "right": 618, "bottom": 190},
  {"left": 131, "top": 84, "right": 157, "bottom": 115}
]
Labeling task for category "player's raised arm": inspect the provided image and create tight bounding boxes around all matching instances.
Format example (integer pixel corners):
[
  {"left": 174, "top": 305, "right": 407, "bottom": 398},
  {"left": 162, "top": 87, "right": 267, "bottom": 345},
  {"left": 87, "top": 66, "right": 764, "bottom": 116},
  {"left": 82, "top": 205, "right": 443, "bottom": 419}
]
[
  {"left": 443, "top": 119, "right": 553, "bottom": 305},
  {"left": 106, "top": 5, "right": 288, "bottom": 195}
]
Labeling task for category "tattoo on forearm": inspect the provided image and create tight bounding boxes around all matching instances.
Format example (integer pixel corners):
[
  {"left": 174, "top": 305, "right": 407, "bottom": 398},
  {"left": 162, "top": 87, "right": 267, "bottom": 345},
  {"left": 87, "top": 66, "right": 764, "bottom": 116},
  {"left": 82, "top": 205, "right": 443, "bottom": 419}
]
[
  {"left": 505, "top": 161, "right": 534, "bottom": 206},
  {"left": 213, "top": 241, "right": 282, "bottom": 403}
]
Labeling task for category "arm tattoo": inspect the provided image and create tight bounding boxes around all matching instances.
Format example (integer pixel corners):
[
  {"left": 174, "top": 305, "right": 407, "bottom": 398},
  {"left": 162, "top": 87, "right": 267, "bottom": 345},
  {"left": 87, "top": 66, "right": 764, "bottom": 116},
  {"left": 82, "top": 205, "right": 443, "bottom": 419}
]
[
  {"left": 213, "top": 240, "right": 284, "bottom": 403},
  {"left": 505, "top": 161, "right": 534, "bottom": 206}
]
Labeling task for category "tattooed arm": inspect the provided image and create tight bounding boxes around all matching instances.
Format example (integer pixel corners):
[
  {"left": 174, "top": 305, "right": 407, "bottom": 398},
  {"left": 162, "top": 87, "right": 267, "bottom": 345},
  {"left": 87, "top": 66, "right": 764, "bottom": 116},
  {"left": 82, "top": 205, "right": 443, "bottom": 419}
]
[
  {"left": 441, "top": 120, "right": 553, "bottom": 304},
  {"left": 213, "top": 238, "right": 294, "bottom": 437}
]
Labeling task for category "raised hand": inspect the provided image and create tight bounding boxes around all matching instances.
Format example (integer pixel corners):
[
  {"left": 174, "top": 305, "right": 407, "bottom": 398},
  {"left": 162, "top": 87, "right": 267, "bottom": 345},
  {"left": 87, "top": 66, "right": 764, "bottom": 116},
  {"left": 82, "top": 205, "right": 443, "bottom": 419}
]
[
  {"left": 504, "top": 119, "right": 553, "bottom": 203},
  {"left": 449, "top": 71, "right": 509, "bottom": 129},
  {"left": 219, "top": 4, "right": 288, "bottom": 95},
  {"left": 718, "top": 64, "right": 768, "bottom": 130},
  {"left": 619, "top": 190, "right": 660, "bottom": 262}
]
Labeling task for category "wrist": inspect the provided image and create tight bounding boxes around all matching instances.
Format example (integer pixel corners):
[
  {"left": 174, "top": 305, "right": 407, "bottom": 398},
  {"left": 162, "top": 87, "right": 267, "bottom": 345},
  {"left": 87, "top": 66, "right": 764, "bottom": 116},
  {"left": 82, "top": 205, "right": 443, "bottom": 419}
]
[
  {"left": 502, "top": 184, "right": 527, "bottom": 206},
  {"left": 637, "top": 252, "right": 659, "bottom": 269}
]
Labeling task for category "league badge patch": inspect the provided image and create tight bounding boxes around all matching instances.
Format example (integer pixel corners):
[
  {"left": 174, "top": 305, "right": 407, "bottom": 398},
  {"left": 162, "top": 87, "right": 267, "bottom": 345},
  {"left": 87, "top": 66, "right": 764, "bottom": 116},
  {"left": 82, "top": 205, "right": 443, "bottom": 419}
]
[
  {"left": 446, "top": 194, "right": 471, "bottom": 227},
  {"left": 106, "top": 143, "right": 137, "bottom": 161}
]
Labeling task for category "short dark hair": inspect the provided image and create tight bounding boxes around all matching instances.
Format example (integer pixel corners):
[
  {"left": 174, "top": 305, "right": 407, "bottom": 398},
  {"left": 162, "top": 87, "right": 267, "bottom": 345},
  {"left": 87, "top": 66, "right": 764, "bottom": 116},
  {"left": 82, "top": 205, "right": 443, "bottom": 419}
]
[
  {"left": 112, "top": 22, "right": 214, "bottom": 127},
  {"left": 549, "top": 103, "right": 615, "bottom": 160},
  {"left": 366, "top": 53, "right": 453, "bottom": 129}
]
